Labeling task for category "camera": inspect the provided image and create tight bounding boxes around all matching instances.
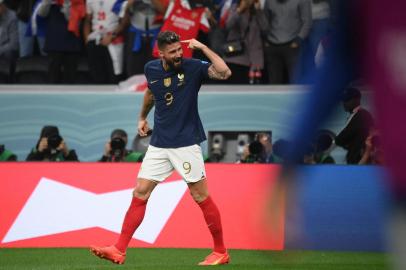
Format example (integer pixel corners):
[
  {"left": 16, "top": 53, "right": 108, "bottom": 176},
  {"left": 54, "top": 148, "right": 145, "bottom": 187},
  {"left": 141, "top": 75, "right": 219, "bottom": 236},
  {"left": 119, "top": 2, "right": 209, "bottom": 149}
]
[
  {"left": 110, "top": 137, "right": 126, "bottom": 161},
  {"left": 247, "top": 140, "right": 265, "bottom": 163},
  {"left": 47, "top": 134, "right": 62, "bottom": 150},
  {"left": 210, "top": 134, "right": 225, "bottom": 162},
  {"left": 111, "top": 137, "right": 126, "bottom": 151}
]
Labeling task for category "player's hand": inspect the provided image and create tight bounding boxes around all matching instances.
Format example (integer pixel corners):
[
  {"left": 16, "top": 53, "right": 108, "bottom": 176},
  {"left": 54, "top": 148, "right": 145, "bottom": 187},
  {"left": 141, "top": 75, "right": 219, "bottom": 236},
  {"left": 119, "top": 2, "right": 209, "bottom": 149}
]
[
  {"left": 57, "top": 140, "right": 70, "bottom": 156},
  {"left": 104, "top": 141, "right": 112, "bottom": 156},
  {"left": 180, "top": 39, "right": 207, "bottom": 50},
  {"left": 38, "top": 137, "right": 48, "bottom": 152},
  {"left": 138, "top": 119, "right": 150, "bottom": 137},
  {"left": 101, "top": 33, "right": 113, "bottom": 46}
]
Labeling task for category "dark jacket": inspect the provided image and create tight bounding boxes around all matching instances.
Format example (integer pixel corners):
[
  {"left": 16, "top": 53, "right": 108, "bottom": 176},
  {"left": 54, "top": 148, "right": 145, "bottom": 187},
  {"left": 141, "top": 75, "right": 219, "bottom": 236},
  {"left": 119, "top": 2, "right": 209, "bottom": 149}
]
[
  {"left": 335, "top": 108, "right": 374, "bottom": 164},
  {"left": 26, "top": 148, "right": 79, "bottom": 161},
  {"left": 223, "top": 5, "right": 268, "bottom": 68},
  {"left": 43, "top": 5, "right": 82, "bottom": 52}
]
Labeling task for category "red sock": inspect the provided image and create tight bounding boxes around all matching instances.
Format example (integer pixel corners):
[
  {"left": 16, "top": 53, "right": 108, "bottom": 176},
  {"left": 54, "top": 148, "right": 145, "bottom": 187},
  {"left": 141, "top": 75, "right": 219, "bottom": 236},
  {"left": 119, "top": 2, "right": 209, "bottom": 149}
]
[
  {"left": 115, "top": 197, "right": 147, "bottom": 253},
  {"left": 198, "top": 196, "right": 226, "bottom": 253}
]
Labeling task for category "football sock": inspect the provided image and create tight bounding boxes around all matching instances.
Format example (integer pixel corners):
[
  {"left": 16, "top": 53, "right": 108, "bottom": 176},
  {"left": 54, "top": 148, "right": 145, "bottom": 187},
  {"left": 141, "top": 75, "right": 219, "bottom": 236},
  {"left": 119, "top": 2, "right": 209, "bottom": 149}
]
[
  {"left": 198, "top": 196, "right": 226, "bottom": 253},
  {"left": 115, "top": 196, "right": 147, "bottom": 253}
]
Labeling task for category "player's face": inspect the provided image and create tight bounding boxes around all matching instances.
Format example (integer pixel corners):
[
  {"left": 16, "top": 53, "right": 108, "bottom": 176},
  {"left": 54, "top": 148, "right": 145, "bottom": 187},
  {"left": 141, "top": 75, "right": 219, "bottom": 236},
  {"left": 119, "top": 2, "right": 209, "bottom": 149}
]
[{"left": 160, "top": 42, "right": 183, "bottom": 71}]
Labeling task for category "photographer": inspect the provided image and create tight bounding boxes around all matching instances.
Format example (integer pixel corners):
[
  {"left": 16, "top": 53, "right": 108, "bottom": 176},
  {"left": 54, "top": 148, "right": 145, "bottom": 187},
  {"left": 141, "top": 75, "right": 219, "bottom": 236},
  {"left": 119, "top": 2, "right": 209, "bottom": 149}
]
[
  {"left": 99, "top": 129, "right": 144, "bottom": 162},
  {"left": 0, "top": 144, "right": 17, "bottom": 161},
  {"left": 240, "top": 132, "right": 283, "bottom": 163},
  {"left": 240, "top": 140, "right": 265, "bottom": 163},
  {"left": 26, "top": 126, "right": 79, "bottom": 161}
]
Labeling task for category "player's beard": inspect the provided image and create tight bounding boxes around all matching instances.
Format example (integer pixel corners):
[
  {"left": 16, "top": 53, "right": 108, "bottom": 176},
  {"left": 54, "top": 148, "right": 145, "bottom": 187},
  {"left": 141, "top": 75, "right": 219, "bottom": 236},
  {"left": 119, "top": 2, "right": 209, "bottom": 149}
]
[{"left": 167, "top": 57, "right": 183, "bottom": 72}]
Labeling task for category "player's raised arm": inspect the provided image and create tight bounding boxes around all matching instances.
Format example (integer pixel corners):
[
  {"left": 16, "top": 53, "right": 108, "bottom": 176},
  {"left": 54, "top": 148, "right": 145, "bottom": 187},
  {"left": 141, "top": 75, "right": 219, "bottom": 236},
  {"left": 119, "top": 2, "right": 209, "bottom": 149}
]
[
  {"left": 181, "top": 39, "right": 232, "bottom": 80},
  {"left": 138, "top": 88, "right": 154, "bottom": 136}
]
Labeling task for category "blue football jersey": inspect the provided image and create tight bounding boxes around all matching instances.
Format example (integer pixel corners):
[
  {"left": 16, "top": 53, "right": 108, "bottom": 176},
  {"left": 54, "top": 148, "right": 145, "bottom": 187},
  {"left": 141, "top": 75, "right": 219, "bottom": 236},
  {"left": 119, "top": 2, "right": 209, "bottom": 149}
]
[{"left": 144, "top": 58, "right": 211, "bottom": 148}]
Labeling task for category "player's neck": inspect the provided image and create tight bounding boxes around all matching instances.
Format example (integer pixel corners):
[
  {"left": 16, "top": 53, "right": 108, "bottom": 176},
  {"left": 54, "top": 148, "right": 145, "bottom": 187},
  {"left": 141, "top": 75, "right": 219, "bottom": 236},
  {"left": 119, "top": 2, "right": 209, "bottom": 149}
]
[{"left": 162, "top": 60, "right": 170, "bottom": 71}]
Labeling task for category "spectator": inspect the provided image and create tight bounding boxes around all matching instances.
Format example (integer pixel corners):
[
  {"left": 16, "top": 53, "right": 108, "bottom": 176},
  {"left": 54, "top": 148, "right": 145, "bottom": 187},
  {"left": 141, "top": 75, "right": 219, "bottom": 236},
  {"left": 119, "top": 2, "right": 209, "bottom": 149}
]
[
  {"left": 0, "top": 0, "right": 18, "bottom": 62},
  {"left": 37, "top": 0, "right": 85, "bottom": 84},
  {"left": 152, "top": 0, "right": 210, "bottom": 59},
  {"left": 84, "top": 0, "right": 126, "bottom": 84},
  {"left": 262, "top": 0, "right": 312, "bottom": 84},
  {"left": 116, "top": 0, "right": 168, "bottom": 77},
  {"left": 239, "top": 140, "right": 265, "bottom": 163},
  {"left": 307, "top": 0, "right": 330, "bottom": 68},
  {"left": 15, "top": 0, "right": 47, "bottom": 57},
  {"left": 335, "top": 87, "right": 374, "bottom": 164},
  {"left": 26, "top": 125, "right": 79, "bottom": 161},
  {"left": 99, "top": 129, "right": 144, "bottom": 162},
  {"left": 313, "top": 130, "right": 335, "bottom": 164},
  {"left": 299, "top": 0, "right": 331, "bottom": 80},
  {"left": 204, "top": 0, "right": 228, "bottom": 56},
  {"left": 223, "top": 0, "right": 268, "bottom": 84},
  {"left": 256, "top": 132, "right": 283, "bottom": 163},
  {"left": 0, "top": 144, "right": 17, "bottom": 161},
  {"left": 239, "top": 132, "right": 282, "bottom": 163}
]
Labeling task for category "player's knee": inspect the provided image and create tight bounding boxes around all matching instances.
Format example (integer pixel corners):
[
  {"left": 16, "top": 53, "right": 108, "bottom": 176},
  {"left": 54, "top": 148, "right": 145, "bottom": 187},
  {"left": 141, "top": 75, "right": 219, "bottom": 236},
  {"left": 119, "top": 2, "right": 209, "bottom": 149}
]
[
  {"left": 132, "top": 186, "right": 152, "bottom": 200},
  {"left": 133, "top": 188, "right": 151, "bottom": 200},
  {"left": 190, "top": 189, "right": 209, "bottom": 203}
]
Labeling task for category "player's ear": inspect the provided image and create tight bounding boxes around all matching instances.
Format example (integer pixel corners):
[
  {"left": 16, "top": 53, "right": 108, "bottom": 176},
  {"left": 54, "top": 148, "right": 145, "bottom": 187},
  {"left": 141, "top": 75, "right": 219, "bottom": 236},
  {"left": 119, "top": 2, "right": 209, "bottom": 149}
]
[{"left": 159, "top": 49, "right": 164, "bottom": 58}]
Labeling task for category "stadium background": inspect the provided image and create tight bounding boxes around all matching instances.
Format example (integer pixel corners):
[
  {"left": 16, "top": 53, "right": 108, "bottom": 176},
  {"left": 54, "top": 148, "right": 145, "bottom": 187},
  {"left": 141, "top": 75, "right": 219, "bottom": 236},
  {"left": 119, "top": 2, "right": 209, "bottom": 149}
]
[
  {"left": 0, "top": 85, "right": 387, "bottom": 253},
  {"left": 0, "top": 85, "right": 373, "bottom": 162}
]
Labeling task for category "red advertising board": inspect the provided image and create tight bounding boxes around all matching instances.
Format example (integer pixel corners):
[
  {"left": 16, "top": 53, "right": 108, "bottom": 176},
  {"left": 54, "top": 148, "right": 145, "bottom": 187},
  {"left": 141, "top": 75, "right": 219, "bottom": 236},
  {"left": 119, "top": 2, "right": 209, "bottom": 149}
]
[{"left": 0, "top": 163, "right": 284, "bottom": 250}]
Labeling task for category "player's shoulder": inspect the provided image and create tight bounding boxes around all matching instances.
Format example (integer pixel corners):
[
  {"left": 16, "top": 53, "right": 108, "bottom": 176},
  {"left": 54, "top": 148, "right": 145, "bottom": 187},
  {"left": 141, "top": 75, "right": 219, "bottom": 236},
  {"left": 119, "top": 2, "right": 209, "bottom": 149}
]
[
  {"left": 144, "top": 59, "right": 162, "bottom": 74},
  {"left": 183, "top": 58, "right": 211, "bottom": 68}
]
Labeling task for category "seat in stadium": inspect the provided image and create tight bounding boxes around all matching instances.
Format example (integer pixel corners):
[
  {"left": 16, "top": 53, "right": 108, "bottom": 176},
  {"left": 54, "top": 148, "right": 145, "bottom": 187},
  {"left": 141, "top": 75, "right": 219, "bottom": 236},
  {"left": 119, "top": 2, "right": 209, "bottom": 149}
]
[{"left": 14, "top": 56, "right": 51, "bottom": 84}]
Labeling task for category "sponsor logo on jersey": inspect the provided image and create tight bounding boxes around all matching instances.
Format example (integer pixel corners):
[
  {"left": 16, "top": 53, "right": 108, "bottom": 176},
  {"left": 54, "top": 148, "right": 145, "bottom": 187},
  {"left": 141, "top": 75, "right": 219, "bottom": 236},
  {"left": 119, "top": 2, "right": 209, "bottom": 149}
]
[{"left": 164, "top": 77, "right": 172, "bottom": 87}]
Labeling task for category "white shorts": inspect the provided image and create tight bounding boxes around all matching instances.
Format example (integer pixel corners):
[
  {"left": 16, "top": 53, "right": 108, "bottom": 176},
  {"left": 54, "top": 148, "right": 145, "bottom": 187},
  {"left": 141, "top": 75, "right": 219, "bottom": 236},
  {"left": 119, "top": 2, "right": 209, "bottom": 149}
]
[{"left": 137, "top": 144, "right": 206, "bottom": 183}]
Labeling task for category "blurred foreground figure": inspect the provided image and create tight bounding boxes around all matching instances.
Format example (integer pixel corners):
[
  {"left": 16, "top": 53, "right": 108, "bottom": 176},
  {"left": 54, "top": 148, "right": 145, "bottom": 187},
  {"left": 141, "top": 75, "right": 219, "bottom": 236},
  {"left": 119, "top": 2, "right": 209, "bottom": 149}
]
[{"left": 272, "top": 1, "right": 406, "bottom": 269}]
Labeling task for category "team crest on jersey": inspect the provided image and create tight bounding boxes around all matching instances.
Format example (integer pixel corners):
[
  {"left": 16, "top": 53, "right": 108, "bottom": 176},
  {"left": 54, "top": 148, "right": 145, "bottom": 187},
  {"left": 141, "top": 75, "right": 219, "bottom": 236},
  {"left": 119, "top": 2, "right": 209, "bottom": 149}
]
[
  {"left": 177, "top": 73, "right": 185, "bottom": 86},
  {"left": 164, "top": 77, "right": 172, "bottom": 87},
  {"left": 191, "top": 12, "right": 198, "bottom": 19}
]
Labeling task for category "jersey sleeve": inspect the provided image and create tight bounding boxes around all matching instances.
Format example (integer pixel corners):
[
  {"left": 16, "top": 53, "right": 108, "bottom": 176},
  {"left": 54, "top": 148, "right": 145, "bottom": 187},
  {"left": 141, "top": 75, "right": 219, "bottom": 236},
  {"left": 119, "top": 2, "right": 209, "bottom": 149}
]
[
  {"left": 198, "top": 59, "right": 211, "bottom": 80},
  {"left": 144, "top": 62, "right": 152, "bottom": 88}
]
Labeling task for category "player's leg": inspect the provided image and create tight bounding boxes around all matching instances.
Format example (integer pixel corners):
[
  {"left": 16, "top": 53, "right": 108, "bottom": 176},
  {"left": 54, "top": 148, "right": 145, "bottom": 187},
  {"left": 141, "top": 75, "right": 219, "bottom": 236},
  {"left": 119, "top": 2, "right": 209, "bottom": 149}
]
[
  {"left": 188, "top": 179, "right": 229, "bottom": 265},
  {"left": 114, "top": 178, "right": 157, "bottom": 252},
  {"left": 91, "top": 146, "right": 173, "bottom": 264},
  {"left": 168, "top": 145, "right": 229, "bottom": 265},
  {"left": 90, "top": 178, "right": 157, "bottom": 264}
]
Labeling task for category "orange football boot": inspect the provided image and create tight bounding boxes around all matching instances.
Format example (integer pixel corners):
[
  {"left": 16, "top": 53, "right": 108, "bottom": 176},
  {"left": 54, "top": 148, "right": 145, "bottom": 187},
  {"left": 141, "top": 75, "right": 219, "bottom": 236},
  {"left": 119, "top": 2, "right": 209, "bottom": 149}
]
[
  {"left": 90, "top": 245, "right": 126, "bottom": 265},
  {"left": 198, "top": 251, "right": 230, "bottom": 266}
]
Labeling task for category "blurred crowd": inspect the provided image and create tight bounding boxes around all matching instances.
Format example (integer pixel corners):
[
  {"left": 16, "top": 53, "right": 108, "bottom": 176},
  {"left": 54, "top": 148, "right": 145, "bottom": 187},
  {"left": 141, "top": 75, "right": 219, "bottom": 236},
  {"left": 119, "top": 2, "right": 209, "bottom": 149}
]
[{"left": 0, "top": 0, "right": 334, "bottom": 84}]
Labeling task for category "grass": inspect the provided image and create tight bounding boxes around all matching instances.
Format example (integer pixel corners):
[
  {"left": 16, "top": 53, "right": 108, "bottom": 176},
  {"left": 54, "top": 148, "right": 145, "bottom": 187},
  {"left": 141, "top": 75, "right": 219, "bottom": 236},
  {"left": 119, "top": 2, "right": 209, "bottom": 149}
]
[{"left": 0, "top": 248, "right": 390, "bottom": 270}]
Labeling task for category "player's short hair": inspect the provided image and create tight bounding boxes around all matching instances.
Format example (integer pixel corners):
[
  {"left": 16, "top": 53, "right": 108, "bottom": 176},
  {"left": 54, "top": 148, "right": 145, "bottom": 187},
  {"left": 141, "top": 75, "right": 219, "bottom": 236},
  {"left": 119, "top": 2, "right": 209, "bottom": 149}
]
[{"left": 157, "top": 31, "right": 180, "bottom": 50}]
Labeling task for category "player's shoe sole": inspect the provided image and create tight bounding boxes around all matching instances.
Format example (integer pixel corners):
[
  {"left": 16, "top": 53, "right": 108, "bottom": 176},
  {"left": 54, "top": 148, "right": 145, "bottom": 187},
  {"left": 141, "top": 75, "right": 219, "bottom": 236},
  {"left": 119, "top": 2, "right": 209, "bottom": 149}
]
[
  {"left": 90, "top": 245, "right": 126, "bottom": 265},
  {"left": 198, "top": 251, "right": 230, "bottom": 266}
]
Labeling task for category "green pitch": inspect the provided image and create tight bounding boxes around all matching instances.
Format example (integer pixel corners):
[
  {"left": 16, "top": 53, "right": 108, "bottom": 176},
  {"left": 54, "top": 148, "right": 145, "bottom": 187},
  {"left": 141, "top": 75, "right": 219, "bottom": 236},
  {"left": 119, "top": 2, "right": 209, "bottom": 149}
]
[{"left": 0, "top": 248, "right": 389, "bottom": 270}]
